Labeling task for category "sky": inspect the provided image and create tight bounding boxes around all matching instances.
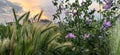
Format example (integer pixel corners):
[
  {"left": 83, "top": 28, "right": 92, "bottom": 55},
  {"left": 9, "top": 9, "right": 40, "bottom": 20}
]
[
  {"left": 0, "top": 0, "right": 101, "bottom": 23},
  {"left": 8, "top": 0, "right": 56, "bottom": 19},
  {"left": 0, "top": 0, "right": 56, "bottom": 23}
]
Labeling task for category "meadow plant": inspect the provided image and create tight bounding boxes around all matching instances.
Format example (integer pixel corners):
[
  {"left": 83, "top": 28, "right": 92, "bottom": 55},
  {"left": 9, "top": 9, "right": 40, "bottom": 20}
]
[
  {"left": 0, "top": 9, "right": 64, "bottom": 55},
  {"left": 0, "top": 0, "right": 119, "bottom": 55},
  {"left": 53, "top": 0, "right": 120, "bottom": 55}
]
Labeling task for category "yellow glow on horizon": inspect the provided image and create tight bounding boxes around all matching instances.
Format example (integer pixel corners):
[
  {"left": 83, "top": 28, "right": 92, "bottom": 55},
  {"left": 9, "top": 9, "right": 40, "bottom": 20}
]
[
  {"left": 8, "top": 0, "right": 48, "bottom": 19},
  {"left": 41, "top": 15, "right": 48, "bottom": 19}
]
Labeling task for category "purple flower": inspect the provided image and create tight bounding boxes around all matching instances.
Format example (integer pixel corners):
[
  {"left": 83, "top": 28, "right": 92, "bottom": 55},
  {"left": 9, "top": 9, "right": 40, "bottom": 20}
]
[
  {"left": 101, "top": 19, "right": 112, "bottom": 30},
  {"left": 65, "top": 33, "right": 76, "bottom": 39},
  {"left": 103, "top": 0, "right": 113, "bottom": 10},
  {"left": 82, "top": 34, "right": 90, "bottom": 39},
  {"left": 103, "top": 3, "right": 112, "bottom": 10},
  {"left": 85, "top": 18, "right": 92, "bottom": 24},
  {"left": 103, "top": 0, "right": 113, "bottom": 3},
  {"left": 103, "top": 19, "right": 112, "bottom": 27}
]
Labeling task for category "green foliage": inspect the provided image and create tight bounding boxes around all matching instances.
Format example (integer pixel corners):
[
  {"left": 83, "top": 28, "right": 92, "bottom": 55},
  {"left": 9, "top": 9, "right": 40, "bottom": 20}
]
[
  {"left": 0, "top": 0, "right": 120, "bottom": 55},
  {"left": 52, "top": 0, "right": 119, "bottom": 55}
]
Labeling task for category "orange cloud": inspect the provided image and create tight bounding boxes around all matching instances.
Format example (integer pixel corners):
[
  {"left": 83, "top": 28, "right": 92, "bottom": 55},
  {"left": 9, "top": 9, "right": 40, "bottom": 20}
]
[{"left": 8, "top": 0, "right": 48, "bottom": 19}]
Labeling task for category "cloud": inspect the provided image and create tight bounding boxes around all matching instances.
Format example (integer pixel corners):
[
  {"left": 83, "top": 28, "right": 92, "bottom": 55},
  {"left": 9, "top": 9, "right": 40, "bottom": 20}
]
[
  {"left": 0, "top": 0, "right": 56, "bottom": 23},
  {"left": 0, "top": 0, "right": 22, "bottom": 13},
  {"left": 8, "top": 0, "right": 56, "bottom": 20},
  {"left": 8, "top": 0, "right": 40, "bottom": 11},
  {"left": 0, "top": 0, "right": 104, "bottom": 23},
  {"left": 0, "top": 0, "right": 23, "bottom": 23}
]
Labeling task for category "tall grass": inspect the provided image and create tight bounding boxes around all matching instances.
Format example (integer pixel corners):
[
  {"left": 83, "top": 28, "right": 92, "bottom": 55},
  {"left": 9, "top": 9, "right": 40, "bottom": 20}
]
[
  {"left": 0, "top": 9, "right": 68, "bottom": 55},
  {"left": 110, "top": 20, "right": 120, "bottom": 55}
]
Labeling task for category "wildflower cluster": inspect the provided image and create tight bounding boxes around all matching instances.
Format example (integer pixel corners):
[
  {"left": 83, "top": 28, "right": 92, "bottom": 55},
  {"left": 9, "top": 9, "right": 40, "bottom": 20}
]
[{"left": 53, "top": 0, "right": 119, "bottom": 55}]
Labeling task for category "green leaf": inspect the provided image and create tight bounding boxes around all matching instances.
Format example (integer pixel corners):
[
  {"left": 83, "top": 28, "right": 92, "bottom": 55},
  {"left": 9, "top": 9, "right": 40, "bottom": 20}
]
[
  {"left": 18, "top": 12, "right": 28, "bottom": 22},
  {"left": 33, "top": 14, "right": 39, "bottom": 20},
  {"left": 12, "top": 8, "right": 18, "bottom": 23}
]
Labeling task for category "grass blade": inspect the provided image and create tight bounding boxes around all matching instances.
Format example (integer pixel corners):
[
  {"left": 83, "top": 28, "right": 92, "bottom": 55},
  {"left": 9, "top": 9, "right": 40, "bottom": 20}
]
[{"left": 37, "top": 10, "right": 43, "bottom": 22}]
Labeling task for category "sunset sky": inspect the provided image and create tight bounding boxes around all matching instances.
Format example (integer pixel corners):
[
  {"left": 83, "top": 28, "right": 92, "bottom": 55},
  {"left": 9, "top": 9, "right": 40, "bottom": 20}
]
[
  {"left": 0, "top": 0, "right": 101, "bottom": 23},
  {"left": 0, "top": 0, "right": 56, "bottom": 23},
  {"left": 8, "top": 0, "right": 55, "bottom": 19}
]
